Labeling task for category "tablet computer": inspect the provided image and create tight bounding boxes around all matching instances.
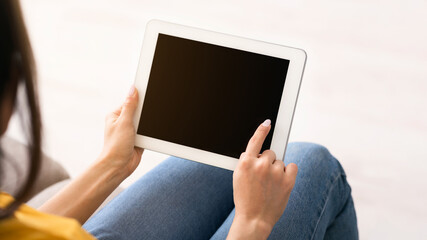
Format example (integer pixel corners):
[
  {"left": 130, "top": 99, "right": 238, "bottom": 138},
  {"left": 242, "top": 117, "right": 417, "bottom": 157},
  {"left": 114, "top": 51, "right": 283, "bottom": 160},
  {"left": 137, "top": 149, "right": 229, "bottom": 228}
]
[{"left": 133, "top": 20, "right": 306, "bottom": 170}]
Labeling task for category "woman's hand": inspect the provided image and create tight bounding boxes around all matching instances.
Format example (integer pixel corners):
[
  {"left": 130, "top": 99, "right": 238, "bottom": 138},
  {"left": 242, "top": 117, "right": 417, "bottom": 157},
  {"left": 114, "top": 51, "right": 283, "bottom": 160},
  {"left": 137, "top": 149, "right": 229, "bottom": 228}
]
[
  {"left": 227, "top": 119, "right": 298, "bottom": 240},
  {"left": 39, "top": 86, "right": 144, "bottom": 223},
  {"left": 98, "top": 85, "right": 144, "bottom": 179}
]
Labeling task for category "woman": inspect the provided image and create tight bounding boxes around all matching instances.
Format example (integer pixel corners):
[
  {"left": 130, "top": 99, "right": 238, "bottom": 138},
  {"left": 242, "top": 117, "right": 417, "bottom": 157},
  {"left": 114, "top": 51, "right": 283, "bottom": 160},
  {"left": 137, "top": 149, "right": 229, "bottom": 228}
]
[{"left": 0, "top": 1, "right": 358, "bottom": 239}]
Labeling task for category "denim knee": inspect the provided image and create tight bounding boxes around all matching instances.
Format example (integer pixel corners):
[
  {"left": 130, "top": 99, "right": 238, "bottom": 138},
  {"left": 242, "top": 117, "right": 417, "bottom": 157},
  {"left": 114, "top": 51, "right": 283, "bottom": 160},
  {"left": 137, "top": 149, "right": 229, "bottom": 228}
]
[
  {"left": 285, "top": 142, "right": 346, "bottom": 181},
  {"left": 285, "top": 142, "right": 351, "bottom": 217},
  {"left": 273, "top": 143, "right": 355, "bottom": 240}
]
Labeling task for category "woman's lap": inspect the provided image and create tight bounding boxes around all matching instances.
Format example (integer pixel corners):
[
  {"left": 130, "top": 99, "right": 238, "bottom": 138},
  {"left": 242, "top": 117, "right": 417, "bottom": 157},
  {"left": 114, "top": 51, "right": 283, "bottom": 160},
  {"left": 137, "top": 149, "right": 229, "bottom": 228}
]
[
  {"left": 83, "top": 156, "right": 234, "bottom": 240},
  {"left": 83, "top": 142, "right": 358, "bottom": 240}
]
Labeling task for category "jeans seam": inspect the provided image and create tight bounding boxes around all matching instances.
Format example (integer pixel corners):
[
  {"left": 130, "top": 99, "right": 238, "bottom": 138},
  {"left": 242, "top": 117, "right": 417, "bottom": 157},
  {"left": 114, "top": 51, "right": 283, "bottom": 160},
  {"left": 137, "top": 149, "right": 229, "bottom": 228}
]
[{"left": 310, "top": 172, "right": 343, "bottom": 240}]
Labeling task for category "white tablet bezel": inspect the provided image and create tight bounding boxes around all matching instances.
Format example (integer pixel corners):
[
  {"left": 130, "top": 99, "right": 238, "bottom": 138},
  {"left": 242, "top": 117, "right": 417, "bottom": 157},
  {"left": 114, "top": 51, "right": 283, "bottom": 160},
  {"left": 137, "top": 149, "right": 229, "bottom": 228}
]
[{"left": 133, "top": 20, "right": 306, "bottom": 171}]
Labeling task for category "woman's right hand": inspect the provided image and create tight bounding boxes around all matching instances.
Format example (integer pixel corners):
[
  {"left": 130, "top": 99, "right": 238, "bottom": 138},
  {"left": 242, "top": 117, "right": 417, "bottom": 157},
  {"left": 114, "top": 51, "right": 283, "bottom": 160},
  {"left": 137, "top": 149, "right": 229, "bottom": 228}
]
[{"left": 227, "top": 119, "right": 298, "bottom": 240}]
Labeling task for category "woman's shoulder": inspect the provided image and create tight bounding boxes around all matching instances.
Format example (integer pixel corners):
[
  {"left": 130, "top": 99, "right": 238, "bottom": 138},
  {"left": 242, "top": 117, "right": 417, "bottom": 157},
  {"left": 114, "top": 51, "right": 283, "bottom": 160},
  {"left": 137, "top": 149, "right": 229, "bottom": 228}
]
[{"left": 0, "top": 192, "right": 95, "bottom": 240}]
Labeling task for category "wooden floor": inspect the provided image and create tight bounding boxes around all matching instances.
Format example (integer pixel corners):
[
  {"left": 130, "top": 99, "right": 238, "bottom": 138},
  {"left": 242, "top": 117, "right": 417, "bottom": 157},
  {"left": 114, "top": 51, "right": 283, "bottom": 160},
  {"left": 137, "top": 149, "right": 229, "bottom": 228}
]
[{"left": 6, "top": 0, "right": 427, "bottom": 238}]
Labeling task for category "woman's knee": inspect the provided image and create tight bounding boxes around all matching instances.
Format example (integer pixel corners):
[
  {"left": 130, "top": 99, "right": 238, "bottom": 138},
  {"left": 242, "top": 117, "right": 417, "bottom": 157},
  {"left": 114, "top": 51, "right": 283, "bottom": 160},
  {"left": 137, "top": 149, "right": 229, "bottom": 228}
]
[{"left": 285, "top": 142, "right": 345, "bottom": 180}]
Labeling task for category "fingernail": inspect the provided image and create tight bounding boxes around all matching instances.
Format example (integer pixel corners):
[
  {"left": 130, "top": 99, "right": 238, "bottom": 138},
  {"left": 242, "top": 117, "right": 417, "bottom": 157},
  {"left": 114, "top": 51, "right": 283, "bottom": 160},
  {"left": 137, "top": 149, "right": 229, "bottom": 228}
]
[
  {"left": 128, "top": 85, "right": 135, "bottom": 96},
  {"left": 262, "top": 119, "right": 271, "bottom": 127}
]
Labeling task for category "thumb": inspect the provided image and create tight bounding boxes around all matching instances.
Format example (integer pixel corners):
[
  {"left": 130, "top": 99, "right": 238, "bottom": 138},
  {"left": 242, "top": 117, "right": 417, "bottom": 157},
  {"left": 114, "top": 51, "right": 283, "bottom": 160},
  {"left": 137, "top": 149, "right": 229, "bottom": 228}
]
[
  {"left": 285, "top": 163, "right": 298, "bottom": 186},
  {"left": 120, "top": 85, "right": 139, "bottom": 121}
]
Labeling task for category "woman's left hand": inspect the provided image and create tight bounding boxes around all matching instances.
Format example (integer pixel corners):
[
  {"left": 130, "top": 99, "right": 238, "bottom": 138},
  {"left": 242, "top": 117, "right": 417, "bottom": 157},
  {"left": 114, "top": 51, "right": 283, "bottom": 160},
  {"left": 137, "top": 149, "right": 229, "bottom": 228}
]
[
  {"left": 40, "top": 85, "right": 143, "bottom": 223},
  {"left": 98, "top": 85, "right": 143, "bottom": 178}
]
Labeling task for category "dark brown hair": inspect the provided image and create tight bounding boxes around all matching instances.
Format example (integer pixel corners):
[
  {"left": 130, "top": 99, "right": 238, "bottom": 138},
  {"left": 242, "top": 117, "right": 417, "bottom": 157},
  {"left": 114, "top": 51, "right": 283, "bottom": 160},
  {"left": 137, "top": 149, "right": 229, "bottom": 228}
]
[{"left": 0, "top": 0, "right": 42, "bottom": 219}]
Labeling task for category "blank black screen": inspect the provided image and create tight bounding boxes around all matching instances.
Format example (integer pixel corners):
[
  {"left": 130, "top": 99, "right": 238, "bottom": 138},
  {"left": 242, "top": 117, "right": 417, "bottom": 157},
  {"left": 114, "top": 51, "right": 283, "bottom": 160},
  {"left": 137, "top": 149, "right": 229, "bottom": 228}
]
[{"left": 138, "top": 34, "right": 289, "bottom": 159}]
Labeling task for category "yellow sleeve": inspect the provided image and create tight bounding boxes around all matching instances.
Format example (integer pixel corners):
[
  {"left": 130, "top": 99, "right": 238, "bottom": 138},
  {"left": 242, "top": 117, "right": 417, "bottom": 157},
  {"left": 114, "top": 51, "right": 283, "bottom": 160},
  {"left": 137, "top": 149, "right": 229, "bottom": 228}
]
[{"left": 0, "top": 193, "right": 95, "bottom": 240}]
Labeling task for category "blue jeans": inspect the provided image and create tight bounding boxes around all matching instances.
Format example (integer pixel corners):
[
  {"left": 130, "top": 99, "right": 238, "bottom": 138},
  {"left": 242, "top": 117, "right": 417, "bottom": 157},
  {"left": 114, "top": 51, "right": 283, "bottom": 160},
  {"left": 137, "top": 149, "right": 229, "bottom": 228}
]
[{"left": 83, "top": 142, "right": 358, "bottom": 239}]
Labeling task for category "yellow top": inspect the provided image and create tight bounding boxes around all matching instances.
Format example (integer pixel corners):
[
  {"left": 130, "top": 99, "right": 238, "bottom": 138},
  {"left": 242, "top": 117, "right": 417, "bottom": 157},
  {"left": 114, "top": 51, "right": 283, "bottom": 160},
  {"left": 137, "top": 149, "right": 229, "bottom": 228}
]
[{"left": 0, "top": 193, "right": 95, "bottom": 240}]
